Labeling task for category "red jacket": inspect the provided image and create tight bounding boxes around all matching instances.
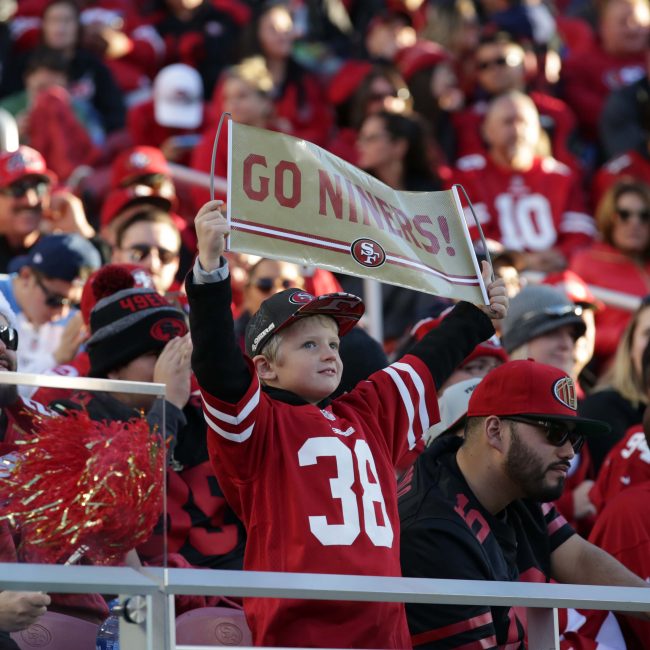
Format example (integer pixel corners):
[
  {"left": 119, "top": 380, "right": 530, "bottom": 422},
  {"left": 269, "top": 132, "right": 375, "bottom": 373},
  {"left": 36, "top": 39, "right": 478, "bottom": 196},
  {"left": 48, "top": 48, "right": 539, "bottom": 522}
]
[{"left": 570, "top": 241, "right": 650, "bottom": 362}]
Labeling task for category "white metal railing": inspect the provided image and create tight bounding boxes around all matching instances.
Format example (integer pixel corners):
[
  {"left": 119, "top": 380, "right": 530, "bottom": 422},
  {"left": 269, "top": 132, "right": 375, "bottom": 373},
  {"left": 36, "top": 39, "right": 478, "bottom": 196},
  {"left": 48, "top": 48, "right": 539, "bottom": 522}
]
[{"left": 4, "top": 562, "right": 650, "bottom": 650}]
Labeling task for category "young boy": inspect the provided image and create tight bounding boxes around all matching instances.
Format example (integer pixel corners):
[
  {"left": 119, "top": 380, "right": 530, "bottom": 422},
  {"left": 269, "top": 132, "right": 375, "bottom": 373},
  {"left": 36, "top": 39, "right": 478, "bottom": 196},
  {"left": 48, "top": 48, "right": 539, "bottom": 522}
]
[{"left": 186, "top": 200, "right": 508, "bottom": 648}]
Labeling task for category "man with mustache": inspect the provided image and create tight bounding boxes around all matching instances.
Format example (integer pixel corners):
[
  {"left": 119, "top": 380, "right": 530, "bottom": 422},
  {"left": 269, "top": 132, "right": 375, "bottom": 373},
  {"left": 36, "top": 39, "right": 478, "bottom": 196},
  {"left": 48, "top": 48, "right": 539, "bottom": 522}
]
[{"left": 398, "top": 360, "right": 650, "bottom": 648}]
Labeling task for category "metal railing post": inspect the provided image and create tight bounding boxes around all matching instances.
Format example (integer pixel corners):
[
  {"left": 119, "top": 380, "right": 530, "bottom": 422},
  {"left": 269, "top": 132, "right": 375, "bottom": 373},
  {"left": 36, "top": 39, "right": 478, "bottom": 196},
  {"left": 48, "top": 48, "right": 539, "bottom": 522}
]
[{"left": 527, "top": 607, "right": 559, "bottom": 650}]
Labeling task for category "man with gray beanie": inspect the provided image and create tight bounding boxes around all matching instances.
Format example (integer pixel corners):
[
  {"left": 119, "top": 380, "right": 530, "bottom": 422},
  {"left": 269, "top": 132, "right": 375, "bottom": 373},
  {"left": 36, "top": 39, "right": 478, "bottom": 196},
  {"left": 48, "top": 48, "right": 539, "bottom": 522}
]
[
  {"left": 500, "top": 283, "right": 597, "bottom": 530},
  {"left": 501, "top": 284, "right": 587, "bottom": 381}
]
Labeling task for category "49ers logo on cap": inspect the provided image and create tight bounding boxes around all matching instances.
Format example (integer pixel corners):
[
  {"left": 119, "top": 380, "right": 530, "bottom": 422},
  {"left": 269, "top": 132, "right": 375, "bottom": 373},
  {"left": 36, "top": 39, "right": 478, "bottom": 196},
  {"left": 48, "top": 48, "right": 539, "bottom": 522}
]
[
  {"left": 150, "top": 318, "right": 187, "bottom": 342},
  {"left": 289, "top": 291, "right": 315, "bottom": 304},
  {"left": 553, "top": 376, "right": 577, "bottom": 411},
  {"left": 351, "top": 238, "right": 386, "bottom": 268},
  {"left": 128, "top": 151, "right": 151, "bottom": 170}
]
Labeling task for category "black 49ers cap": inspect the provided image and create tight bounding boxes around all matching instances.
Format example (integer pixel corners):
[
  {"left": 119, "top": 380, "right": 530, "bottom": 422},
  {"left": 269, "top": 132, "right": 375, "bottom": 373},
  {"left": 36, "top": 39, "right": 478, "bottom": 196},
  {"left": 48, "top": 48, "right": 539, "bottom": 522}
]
[{"left": 245, "top": 288, "right": 365, "bottom": 357}]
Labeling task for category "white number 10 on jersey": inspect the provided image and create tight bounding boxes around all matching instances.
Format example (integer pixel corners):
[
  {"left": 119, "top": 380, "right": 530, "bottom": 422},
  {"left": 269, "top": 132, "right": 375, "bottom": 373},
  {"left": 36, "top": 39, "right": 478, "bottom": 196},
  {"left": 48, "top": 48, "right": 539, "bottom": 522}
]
[{"left": 298, "top": 437, "right": 394, "bottom": 547}]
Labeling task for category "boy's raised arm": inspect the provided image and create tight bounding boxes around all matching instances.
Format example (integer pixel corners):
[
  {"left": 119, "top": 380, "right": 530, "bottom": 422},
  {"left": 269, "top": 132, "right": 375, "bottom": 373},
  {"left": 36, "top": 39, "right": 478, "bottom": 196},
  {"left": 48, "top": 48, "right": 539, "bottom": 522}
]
[
  {"left": 186, "top": 201, "right": 251, "bottom": 403},
  {"left": 406, "top": 262, "right": 508, "bottom": 390}
]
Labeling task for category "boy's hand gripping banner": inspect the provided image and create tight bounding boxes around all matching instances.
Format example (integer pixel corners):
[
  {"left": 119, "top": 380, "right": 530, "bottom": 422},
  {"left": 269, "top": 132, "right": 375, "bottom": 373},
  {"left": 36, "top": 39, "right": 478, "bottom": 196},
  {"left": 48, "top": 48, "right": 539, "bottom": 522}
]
[{"left": 226, "top": 122, "right": 488, "bottom": 304}]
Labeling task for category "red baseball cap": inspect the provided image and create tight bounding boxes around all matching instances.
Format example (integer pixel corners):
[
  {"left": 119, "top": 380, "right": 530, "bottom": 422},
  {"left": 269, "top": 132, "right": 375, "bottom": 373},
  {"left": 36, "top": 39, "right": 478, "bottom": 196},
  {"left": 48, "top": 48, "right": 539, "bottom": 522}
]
[
  {"left": 327, "top": 60, "right": 373, "bottom": 105},
  {"left": 542, "top": 270, "right": 603, "bottom": 311},
  {"left": 111, "top": 146, "right": 171, "bottom": 189},
  {"left": 395, "top": 41, "right": 448, "bottom": 81},
  {"left": 467, "top": 359, "right": 610, "bottom": 435},
  {"left": 100, "top": 186, "right": 173, "bottom": 229},
  {"left": 0, "top": 146, "right": 56, "bottom": 188}
]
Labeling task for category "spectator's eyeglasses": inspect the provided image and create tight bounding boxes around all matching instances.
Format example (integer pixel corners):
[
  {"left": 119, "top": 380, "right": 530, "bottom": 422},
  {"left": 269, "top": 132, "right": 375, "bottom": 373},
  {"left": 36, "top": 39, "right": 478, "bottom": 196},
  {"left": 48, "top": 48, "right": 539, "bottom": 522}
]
[
  {"left": 0, "top": 179, "right": 49, "bottom": 198},
  {"left": 251, "top": 277, "right": 295, "bottom": 293},
  {"left": 33, "top": 272, "right": 79, "bottom": 309},
  {"left": 0, "top": 325, "right": 18, "bottom": 351},
  {"left": 503, "top": 416, "right": 585, "bottom": 452},
  {"left": 616, "top": 208, "right": 650, "bottom": 223},
  {"left": 125, "top": 244, "right": 179, "bottom": 265},
  {"left": 131, "top": 173, "right": 168, "bottom": 190}
]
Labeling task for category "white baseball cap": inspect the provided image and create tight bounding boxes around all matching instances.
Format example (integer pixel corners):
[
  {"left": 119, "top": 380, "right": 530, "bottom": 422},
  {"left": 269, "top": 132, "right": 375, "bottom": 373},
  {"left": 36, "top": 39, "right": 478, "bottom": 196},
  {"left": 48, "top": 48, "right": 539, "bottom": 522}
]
[
  {"left": 424, "top": 377, "right": 483, "bottom": 446},
  {"left": 153, "top": 64, "right": 204, "bottom": 129}
]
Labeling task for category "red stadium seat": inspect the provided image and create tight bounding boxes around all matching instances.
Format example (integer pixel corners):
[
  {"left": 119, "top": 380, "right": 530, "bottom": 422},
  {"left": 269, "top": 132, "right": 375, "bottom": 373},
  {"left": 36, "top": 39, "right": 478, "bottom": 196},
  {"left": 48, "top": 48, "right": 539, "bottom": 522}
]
[
  {"left": 175, "top": 606, "right": 252, "bottom": 646},
  {"left": 11, "top": 611, "right": 99, "bottom": 649}
]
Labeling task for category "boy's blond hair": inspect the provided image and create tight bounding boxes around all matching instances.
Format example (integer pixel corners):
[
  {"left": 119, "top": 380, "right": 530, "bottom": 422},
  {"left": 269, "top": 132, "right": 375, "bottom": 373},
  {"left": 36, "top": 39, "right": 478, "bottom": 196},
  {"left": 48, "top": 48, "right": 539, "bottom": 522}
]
[{"left": 260, "top": 314, "right": 338, "bottom": 363}]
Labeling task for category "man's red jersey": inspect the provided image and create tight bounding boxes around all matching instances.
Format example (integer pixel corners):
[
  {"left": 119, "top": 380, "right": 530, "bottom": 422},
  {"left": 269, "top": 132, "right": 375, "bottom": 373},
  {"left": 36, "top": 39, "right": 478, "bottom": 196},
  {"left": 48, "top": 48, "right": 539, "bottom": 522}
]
[
  {"left": 589, "top": 483, "right": 650, "bottom": 650},
  {"left": 589, "top": 425, "right": 650, "bottom": 513},
  {"left": 200, "top": 354, "right": 438, "bottom": 648},
  {"left": 452, "top": 154, "right": 595, "bottom": 259}
]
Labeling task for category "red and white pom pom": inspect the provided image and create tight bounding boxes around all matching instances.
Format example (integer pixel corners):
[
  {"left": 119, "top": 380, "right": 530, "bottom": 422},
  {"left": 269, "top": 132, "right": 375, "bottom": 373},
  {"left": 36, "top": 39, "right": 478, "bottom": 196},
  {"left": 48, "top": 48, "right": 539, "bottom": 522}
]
[{"left": 0, "top": 410, "right": 164, "bottom": 565}]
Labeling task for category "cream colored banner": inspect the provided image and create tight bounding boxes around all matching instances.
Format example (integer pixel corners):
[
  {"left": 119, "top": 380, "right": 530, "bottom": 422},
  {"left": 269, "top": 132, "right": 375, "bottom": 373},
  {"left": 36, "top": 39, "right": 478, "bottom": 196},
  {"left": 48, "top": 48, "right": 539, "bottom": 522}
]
[{"left": 226, "top": 121, "right": 488, "bottom": 304}]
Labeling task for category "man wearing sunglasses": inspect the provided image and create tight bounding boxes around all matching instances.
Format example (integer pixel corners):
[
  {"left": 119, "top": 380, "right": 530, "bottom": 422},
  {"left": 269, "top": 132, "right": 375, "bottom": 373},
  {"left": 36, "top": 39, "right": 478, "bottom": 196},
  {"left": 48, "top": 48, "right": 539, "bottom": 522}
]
[
  {"left": 0, "top": 146, "right": 97, "bottom": 275},
  {"left": 0, "top": 233, "right": 100, "bottom": 389},
  {"left": 399, "top": 360, "right": 650, "bottom": 649},
  {"left": 0, "top": 146, "right": 55, "bottom": 273}
]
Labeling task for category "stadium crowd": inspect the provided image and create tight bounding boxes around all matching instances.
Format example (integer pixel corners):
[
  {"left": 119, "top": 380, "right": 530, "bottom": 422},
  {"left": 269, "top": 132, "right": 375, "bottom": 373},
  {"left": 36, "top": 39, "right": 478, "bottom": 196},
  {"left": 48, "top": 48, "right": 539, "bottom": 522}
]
[{"left": 1, "top": 0, "right": 650, "bottom": 647}]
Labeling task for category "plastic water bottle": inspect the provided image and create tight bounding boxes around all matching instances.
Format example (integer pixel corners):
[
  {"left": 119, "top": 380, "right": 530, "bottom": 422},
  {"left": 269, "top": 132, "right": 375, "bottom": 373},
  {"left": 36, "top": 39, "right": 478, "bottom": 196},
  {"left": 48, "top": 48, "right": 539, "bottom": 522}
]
[{"left": 96, "top": 599, "right": 120, "bottom": 650}]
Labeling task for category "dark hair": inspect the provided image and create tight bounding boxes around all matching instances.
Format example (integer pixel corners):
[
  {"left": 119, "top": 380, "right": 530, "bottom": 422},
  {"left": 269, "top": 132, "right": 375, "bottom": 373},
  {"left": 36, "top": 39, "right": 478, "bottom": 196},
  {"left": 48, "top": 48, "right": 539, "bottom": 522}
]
[
  {"left": 115, "top": 209, "right": 180, "bottom": 249},
  {"left": 24, "top": 46, "right": 70, "bottom": 79},
  {"left": 347, "top": 65, "right": 411, "bottom": 130},
  {"left": 367, "top": 110, "right": 440, "bottom": 187},
  {"left": 239, "top": 0, "right": 292, "bottom": 59}
]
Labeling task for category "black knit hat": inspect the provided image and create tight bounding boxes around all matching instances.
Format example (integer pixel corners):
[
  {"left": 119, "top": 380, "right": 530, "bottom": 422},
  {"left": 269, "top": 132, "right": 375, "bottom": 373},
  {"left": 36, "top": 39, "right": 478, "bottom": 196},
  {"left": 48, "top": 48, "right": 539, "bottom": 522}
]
[
  {"left": 87, "top": 287, "right": 188, "bottom": 377},
  {"left": 245, "top": 288, "right": 364, "bottom": 357}
]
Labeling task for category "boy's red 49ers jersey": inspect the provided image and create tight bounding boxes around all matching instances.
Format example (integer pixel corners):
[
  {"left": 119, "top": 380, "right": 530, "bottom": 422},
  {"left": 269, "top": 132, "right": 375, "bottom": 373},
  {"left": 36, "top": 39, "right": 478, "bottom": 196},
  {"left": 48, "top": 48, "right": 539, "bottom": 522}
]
[
  {"left": 452, "top": 154, "right": 595, "bottom": 259},
  {"left": 199, "top": 354, "right": 438, "bottom": 649}
]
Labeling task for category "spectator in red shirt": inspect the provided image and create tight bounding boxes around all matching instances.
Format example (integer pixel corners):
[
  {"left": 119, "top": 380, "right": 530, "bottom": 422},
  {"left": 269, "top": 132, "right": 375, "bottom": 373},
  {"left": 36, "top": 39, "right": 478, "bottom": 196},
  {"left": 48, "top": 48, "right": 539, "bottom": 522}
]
[
  {"left": 453, "top": 90, "right": 595, "bottom": 271},
  {"left": 236, "top": 1, "right": 332, "bottom": 147},
  {"left": 560, "top": 0, "right": 650, "bottom": 143},
  {"left": 191, "top": 56, "right": 279, "bottom": 210},
  {"left": 452, "top": 32, "right": 580, "bottom": 170},
  {"left": 571, "top": 180, "right": 650, "bottom": 369}
]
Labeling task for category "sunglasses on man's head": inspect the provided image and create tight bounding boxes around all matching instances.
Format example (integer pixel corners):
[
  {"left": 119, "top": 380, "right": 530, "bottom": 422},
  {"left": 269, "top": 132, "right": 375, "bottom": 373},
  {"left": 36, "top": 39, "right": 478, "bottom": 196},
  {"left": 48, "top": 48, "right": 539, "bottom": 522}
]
[
  {"left": 0, "top": 325, "right": 18, "bottom": 351},
  {"left": 503, "top": 416, "right": 585, "bottom": 452},
  {"left": 616, "top": 208, "right": 650, "bottom": 223},
  {"left": 0, "top": 179, "right": 49, "bottom": 199},
  {"left": 251, "top": 277, "right": 295, "bottom": 293},
  {"left": 33, "top": 272, "right": 79, "bottom": 309},
  {"left": 125, "top": 244, "right": 179, "bottom": 265}
]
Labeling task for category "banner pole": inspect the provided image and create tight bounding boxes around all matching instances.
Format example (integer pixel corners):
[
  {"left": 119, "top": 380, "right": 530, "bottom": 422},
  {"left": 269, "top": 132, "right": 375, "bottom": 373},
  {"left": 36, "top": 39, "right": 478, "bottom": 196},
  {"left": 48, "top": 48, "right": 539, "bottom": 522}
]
[
  {"left": 210, "top": 112, "right": 231, "bottom": 202},
  {"left": 453, "top": 184, "right": 494, "bottom": 283},
  {"left": 363, "top": 278, "right": 383, "bottom": 345}
]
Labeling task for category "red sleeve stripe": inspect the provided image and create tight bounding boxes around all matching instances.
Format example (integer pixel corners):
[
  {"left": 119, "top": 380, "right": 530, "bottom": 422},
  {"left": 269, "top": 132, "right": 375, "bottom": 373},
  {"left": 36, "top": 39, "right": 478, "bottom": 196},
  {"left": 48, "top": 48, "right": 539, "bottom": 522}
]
[
  {"left": 383, "top": 362, "right": 429, "bottom": 449},
  {"left": 411, "top": 612, "right": 493, "bottom": 645}
]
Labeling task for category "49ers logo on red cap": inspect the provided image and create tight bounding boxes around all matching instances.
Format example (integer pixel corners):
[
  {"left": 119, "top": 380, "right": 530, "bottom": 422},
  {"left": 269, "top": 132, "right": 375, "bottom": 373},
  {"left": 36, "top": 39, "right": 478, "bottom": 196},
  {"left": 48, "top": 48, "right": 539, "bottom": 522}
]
[
  {"left": 150, "top": 318, "right": 187, "bottom": 342},
  {"left": 553, "top": 376, "right": 577, "bottom": 411},
  {"left": 289, "top": 291, "right": 315, "bottom": 304},
  {"left": 351, "top": 238, "right": 386, "bottom": 268},
  {"left": 128, "top": 151, "right": 151, "bottom": 170}
]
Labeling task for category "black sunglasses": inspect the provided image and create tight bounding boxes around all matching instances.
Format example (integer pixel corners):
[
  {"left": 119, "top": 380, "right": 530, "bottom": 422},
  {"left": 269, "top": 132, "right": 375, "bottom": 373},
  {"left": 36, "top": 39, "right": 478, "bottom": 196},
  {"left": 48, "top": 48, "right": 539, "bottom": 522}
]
[
  {"left": 0, "top": 179, "right": 49, "bottom": 199},
  {"left": 616, "top": 208, "right": 650, "bottom": 223},
  {"left": 33, "top": 272, "right": 79, "bottom": 309},
  {"left": 125, "top": 244, "right": 178, "bottom": 265},
  {"left": 252, "top": 277, "right": 295, "bottom": 293},
  {"left": 503, "top": 416, "right": 585, "bottom": 452},
  {"left": 0, "top": 325, "right": 18, "bottom": 351}
]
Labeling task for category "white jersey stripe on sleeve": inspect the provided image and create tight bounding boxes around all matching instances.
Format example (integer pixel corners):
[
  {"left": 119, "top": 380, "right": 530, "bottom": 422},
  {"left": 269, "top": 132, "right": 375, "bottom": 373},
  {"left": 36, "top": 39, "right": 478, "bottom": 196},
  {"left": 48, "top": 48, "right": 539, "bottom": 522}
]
[
  {"left": 391, "top": 361, "right": 430, "bottom": 433},
  {"left": 383, "top": 366, "right": 416, "bottom": 450},
  {"left": 202, "top": 408, "right": 255, "bottom": 443},
  {"left": 201, "top": 384, "right": 261, "bottom": 425}
]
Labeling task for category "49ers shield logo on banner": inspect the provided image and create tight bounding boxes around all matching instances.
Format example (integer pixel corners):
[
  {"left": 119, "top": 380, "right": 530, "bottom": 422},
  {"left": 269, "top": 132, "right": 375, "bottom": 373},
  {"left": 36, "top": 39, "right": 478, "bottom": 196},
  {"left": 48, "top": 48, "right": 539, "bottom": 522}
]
[
  {"left": 351, "top": 239, "right": 386, "bottom": 268},
  {"left": 553, "top": 377, "right": 577, "bottom": 410}
]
